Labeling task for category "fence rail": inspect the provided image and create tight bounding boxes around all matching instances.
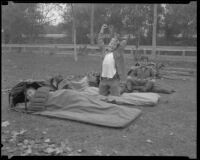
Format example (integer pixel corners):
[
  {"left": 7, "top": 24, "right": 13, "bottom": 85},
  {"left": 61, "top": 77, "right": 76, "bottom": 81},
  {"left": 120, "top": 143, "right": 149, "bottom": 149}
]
[
  {"left": 2, "top": 44, "right": 197, "bottom": 50},
  {"left": 2, "top": 44, "right": 197, "bottom": 62}
]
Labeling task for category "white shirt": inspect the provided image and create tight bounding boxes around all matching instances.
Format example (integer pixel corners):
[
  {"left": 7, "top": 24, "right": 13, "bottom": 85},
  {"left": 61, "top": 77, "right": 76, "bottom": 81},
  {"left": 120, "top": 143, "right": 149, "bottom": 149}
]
[{"left": 101, "top": 52, "right": 116, "bottom": 78}]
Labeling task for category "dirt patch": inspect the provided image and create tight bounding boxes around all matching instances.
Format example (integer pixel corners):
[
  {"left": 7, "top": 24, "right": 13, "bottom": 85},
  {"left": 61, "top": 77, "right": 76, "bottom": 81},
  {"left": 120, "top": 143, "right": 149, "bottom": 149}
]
[{"left": 1, "top": 52, "right": 196, "bottom": 157}]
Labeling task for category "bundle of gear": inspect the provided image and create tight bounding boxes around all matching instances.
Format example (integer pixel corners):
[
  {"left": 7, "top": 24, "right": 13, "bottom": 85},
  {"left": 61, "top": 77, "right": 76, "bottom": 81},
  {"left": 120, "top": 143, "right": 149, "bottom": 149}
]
[{"left": 8, "top": 72, "right": 101, "bottom": 111}]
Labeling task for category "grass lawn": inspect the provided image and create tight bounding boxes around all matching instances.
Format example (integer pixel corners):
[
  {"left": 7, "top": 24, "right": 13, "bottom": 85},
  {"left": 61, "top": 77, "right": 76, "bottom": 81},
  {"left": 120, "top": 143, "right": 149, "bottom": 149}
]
[{"left": 1, "top": 51, "right": 197, "bottom": 157}]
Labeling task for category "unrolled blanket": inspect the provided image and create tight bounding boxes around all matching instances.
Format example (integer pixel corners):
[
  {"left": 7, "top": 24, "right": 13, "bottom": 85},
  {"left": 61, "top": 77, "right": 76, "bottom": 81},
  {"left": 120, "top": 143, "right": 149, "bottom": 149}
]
[{"left": 31, "top": 88, "right": 160, "bottom": 128}]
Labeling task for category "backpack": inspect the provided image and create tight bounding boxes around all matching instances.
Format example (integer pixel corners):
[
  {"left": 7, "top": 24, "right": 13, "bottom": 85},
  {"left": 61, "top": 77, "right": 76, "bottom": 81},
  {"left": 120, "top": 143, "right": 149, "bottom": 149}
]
[{"left": 8, "top": 81, "right": 48, "bottom": 110}]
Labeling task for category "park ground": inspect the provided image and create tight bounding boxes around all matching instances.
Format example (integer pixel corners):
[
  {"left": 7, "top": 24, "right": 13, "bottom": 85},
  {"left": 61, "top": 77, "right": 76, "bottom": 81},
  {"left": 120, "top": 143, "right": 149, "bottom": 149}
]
[{"left": 1, "top": 51, "right": 197, "bottom": 157}]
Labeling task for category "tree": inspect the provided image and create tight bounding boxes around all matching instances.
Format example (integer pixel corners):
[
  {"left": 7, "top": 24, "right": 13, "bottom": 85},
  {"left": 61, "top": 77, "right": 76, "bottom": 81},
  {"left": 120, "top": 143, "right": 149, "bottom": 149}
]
[
  {"left": 2, "top": 2, "right": 45, "bottom": 43},
  {"left": 119, "top": 4, "right": 154, "bottom": 62},
  {"left": 37, "top": 3, "right": 59, "bottom": 25},
  {"left": 106, "top": 4, "right": 125, "bottom": 33},
  {"left": 2, "top": 2, "right": 28, "bottom": 43},
  {"left": 60, "top": 3, "right": 110, "bottom": 44},
  {"left": 122, "top": 4, "right": 155, "bottom": 44},
  {"left": 161, "top": 2, "right": 196, "bottom": 45},
  {"left": 57, "top": 3, "right": 196, "bottom": 46},
  {"left": 23, "top": 4, "right": 45, "bottom": 42}
]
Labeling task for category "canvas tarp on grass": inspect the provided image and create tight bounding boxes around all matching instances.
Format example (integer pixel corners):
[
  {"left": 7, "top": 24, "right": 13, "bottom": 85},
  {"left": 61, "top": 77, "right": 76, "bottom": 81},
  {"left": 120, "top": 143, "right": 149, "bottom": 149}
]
[{"left": 29, "top": 88, "right": 160, "bottom": 128}]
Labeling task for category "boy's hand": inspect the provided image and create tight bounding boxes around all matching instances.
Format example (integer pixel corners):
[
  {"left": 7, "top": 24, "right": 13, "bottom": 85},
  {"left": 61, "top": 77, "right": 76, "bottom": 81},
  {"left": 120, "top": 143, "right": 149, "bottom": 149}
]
[
  {"left": 100, "top": 24, "right": 108, "bottom": 33},
  {"left": 102, "top": 24, "right": 107, "bottom": 29}
]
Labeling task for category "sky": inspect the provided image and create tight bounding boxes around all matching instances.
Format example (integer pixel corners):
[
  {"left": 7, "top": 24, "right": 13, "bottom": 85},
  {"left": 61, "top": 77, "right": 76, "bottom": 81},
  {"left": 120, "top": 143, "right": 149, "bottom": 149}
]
[
  {"left": 38, "top": 3, "right": 67, "bottom": 25},
  {"left": 50, "top": 12, "right": 63, "bottom": 25}
]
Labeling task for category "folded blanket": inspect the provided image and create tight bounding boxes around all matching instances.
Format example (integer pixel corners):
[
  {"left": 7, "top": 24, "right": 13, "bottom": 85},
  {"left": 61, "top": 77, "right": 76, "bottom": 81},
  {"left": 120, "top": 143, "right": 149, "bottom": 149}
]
[{"left": 81, "top": 87, "right": 160, "bottom": 106}]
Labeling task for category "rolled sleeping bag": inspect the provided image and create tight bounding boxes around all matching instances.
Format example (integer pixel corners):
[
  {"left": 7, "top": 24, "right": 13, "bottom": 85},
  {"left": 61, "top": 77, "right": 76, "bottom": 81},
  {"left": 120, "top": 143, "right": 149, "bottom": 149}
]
[{"left": 29, "top": 87, "right": 50, "bottom": 111}]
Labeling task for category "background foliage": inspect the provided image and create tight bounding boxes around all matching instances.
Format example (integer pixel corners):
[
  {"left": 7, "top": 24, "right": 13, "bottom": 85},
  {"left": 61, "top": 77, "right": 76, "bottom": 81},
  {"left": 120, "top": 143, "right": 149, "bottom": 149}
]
[{"left": 2, "top": 2, "right": 196, "bottom": 46}]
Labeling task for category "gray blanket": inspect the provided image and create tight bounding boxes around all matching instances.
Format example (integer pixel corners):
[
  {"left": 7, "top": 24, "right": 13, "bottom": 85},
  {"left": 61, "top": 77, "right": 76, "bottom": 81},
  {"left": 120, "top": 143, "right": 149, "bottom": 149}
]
[{"left": 31, "top": 88, "right": 160, "bottom": 128}]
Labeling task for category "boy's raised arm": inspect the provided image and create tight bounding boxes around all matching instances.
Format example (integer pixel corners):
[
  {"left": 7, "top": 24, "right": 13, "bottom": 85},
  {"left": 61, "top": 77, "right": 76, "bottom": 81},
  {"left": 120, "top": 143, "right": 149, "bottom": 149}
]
[{"left": 97, "top": 24, "right": 107, "bottom": 51}]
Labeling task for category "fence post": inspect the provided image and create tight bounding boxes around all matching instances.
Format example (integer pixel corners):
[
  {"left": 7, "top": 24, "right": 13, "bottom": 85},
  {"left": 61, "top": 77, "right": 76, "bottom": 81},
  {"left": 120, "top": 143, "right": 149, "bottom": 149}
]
[
  {"left": 54, "top": 45, "right": 57, "bottom": 54},
  {"left": 42, "top": 47, "right": 45, "bottom": 54},
  {"left": 144, "top": 49, "right": 146, "bottom": 55},
  {"left": 9, "top": 46, "right": 12, "bottom": 53},
  {"left": 131, "top": 48, "right": 135, "bottom": 64},
  {"left": 131, "top": 49, "right": 133, "bottom": 55},
  {"left": 22, "top": 47, "right": 26, "bottom": 53},
  {"left": 182, "top": 50, "right": 186, "bottom": 61}
]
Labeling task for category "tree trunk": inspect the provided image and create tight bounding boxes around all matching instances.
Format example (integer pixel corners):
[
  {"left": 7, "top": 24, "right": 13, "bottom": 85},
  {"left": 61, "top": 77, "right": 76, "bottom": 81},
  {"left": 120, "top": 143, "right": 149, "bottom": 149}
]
[
  {"left": 71, "top": 26, "right": 74, "bottom": 43},
  {"left": 90, "top": 4, "right": 94, "bottom": 45},
  {"left": 135, "top": 29, "right": 140, "bottom": 63},
  {"left": 71, "top": 4, "right": 77, "bottom": 61},
  {"left": 152, "top": 4, "right": 157, "bottom": 59}
]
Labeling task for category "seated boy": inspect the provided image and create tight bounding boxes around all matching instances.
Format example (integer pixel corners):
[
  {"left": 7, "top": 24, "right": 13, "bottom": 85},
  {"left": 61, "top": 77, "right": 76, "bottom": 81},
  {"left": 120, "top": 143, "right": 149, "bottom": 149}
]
[
  {"left": 126, "top": 64, "right": 156, "bottom": 92},
  {"left": 126, "top": 63, "right": 175, "bottom": 94}
]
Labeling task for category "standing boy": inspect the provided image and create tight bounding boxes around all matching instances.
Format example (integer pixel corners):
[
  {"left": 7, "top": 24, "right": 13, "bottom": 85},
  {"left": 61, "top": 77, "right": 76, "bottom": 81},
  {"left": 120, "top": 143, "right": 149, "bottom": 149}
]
[{"left": 97, "top": 24, "right": 129, "bottom": 96}]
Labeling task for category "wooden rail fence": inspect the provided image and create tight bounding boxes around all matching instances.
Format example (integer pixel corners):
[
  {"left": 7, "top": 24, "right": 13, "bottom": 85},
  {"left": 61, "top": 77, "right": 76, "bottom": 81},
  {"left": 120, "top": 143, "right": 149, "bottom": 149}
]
[{"left": 2, "top": 44, "right": 196, "bottom": 62}]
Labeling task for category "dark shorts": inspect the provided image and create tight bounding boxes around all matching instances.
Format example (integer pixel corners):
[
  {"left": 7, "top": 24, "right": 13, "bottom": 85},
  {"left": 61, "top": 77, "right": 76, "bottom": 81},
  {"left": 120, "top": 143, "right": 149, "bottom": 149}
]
[{"left": 99, "top": 74, "right": 120, "bottom": 96}]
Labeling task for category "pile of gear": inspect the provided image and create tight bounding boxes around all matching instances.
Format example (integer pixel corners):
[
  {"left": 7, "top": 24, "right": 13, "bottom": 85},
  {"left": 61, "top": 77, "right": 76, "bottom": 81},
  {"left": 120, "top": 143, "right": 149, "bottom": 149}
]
[{"left": 8, "top": 72, "right": 101, "bottom": 110}]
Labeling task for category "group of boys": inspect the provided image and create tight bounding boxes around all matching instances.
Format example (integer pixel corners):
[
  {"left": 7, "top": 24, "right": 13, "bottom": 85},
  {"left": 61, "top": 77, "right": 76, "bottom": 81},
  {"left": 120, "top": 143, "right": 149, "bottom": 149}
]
[{"left": 97, "top": 24, "right": 175, "bottom": 96}]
